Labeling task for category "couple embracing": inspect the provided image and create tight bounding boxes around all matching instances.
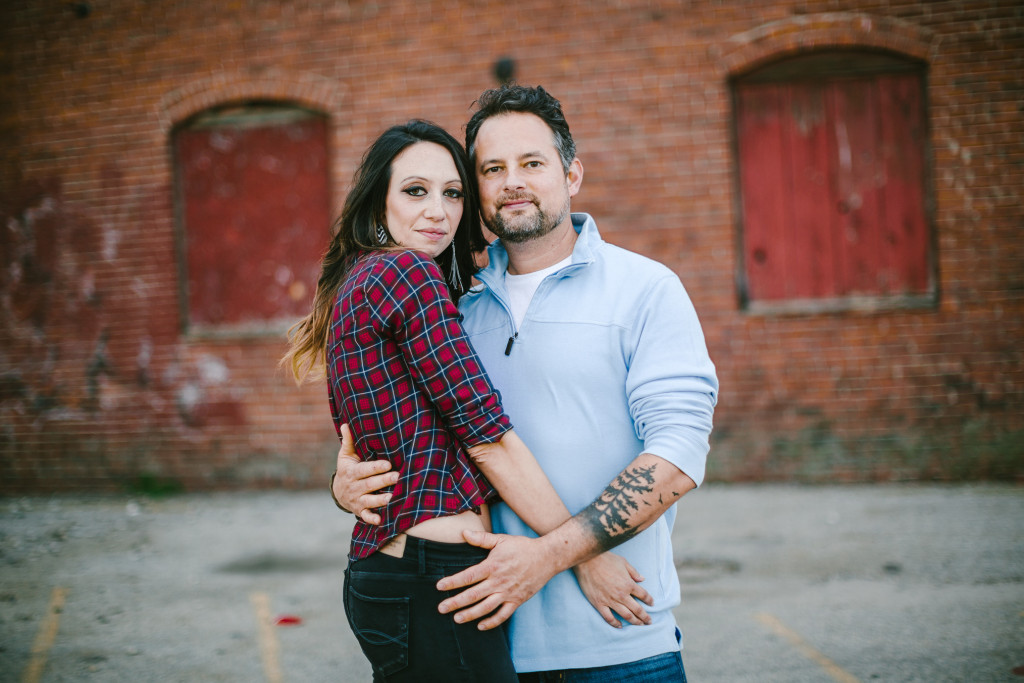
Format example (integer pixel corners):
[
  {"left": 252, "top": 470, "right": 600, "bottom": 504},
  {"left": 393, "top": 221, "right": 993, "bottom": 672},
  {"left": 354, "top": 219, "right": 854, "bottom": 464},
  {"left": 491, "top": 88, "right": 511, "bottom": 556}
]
[{"left": 284, "top": 84, "right": 718, "bottom": 682}]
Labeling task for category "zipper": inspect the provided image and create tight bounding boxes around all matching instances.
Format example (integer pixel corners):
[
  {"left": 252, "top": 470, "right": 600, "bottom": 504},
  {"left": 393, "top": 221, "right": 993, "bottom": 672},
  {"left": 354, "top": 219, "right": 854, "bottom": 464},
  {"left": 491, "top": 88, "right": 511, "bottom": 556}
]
[
  {"left": 504, "top": 333, "right": 518, "bottom": 356},
  {"left": 491, "top": 257, "right": 581, "bottom": 358}
]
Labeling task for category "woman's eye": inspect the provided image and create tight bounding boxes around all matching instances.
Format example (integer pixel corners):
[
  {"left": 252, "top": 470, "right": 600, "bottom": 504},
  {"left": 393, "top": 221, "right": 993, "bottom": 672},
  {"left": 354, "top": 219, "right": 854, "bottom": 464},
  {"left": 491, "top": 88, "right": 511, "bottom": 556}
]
[
  {"left": 444, "top": 188, "right": 464, "bottom": 199},
  {"left": 403, "top": 186, "right": 426, "bottom": 196}
]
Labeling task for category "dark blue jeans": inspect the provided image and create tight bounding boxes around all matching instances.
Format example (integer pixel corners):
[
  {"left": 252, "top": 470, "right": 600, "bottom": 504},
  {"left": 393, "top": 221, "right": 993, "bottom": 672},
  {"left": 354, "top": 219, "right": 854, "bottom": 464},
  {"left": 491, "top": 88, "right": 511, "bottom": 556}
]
[
  {"left": 517, "top": 651, "right": 687, "bottom": 683},
  {"left": 343, "top": 536, "right": 518, "bottom": 683}
]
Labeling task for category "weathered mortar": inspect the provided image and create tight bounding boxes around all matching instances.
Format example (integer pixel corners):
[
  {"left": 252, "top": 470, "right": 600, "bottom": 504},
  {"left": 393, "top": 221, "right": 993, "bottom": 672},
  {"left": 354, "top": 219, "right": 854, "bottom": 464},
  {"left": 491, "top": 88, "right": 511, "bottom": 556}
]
[{"left": 1, "top": 0, "right": 1021, "bottom": 492}]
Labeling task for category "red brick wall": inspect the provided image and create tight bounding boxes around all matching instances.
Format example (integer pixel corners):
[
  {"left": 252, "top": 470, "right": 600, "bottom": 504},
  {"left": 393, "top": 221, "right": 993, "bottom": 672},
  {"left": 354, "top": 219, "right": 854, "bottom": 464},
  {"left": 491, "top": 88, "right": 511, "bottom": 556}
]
[{"left": 1, "top": 0, "right": 1021, "bottom": 492}]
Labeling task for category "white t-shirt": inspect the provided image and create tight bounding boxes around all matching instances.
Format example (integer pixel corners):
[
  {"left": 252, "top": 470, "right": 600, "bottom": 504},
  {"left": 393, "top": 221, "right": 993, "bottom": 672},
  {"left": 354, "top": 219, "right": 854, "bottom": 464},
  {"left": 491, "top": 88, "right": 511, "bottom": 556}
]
[{"left": 504, "top": 256, "right": 571, "bottom": 329}]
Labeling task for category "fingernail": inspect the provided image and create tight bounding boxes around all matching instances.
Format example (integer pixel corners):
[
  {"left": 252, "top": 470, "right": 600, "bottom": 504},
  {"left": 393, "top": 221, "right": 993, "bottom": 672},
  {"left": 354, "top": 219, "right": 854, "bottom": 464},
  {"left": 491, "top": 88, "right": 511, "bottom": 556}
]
[{"left": 454, "top": 615, "right": 463, "bottom": 623}]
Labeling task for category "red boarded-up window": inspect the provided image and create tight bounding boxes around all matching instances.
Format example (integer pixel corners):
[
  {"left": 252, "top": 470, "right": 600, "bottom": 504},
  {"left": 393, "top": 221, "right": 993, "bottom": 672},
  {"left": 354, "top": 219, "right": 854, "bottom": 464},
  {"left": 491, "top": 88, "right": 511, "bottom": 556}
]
[
  {"left": 733, "top": 52, "right": 933, "bottom": 310},
  {"left": 174, "top": 104, "right": 330, "bottom": 329}
]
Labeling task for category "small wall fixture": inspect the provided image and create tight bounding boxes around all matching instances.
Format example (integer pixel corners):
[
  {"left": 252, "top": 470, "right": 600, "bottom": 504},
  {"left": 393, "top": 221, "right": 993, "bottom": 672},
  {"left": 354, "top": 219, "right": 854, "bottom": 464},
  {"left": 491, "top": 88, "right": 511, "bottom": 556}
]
[{"left": 494, "top": 57, "right": 516, "bottom": 85}]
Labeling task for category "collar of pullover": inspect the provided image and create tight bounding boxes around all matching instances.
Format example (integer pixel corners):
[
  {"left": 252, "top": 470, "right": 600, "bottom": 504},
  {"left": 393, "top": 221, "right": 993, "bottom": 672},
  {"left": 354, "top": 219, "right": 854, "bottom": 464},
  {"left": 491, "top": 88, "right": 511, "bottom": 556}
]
[{"left": 476, "top": 212, "right": 600, "bottom": 294}]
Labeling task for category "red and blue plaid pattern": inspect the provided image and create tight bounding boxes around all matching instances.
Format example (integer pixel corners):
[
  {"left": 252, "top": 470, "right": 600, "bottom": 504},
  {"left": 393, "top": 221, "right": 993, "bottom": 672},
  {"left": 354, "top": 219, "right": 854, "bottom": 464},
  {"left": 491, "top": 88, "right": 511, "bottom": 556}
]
[{"left": 327, "top": 250, "right": 511, "bottom": 559}]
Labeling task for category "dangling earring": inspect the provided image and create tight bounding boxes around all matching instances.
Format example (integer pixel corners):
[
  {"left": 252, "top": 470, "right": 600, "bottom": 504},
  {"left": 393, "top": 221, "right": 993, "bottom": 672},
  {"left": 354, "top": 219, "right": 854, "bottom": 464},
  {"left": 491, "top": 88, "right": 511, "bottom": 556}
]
[
  {"left": 448, "top": 244, "right": 463, "bottom": 294},
  {"left": 376, "top": 224, "right": 388, "bottom": 245}
]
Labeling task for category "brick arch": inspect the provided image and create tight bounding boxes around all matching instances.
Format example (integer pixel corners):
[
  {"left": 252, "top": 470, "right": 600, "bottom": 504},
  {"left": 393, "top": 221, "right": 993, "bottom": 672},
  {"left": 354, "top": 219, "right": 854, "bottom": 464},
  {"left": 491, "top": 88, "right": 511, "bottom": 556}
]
[
  {"left": 165, "top": 71, "right": 340, "bottom": 332},
  {"left": 715, "top": 12, "right": 936, "bottom": 77},
  {"left": 157, "top": 70, "right": 345, "bottom": 132}
]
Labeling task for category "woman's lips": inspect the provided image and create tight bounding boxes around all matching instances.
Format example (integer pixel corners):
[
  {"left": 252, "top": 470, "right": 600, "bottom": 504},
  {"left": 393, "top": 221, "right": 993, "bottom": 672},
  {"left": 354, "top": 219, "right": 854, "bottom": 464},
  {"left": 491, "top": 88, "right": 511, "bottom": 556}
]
[{"left": 417, "top": 229, "right": 448, "bottom": 241}]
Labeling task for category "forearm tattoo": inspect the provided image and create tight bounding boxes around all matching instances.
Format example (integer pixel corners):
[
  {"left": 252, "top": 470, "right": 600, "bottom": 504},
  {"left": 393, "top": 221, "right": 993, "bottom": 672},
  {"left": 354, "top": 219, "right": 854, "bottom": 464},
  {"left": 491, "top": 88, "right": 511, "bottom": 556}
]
[{"left": 577, "top": 463, "right": 670, "bottom": 553}]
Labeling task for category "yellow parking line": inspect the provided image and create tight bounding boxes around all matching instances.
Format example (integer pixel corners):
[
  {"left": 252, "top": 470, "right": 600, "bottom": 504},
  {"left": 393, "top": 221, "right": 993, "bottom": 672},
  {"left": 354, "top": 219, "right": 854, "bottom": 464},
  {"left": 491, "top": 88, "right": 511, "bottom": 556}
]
[
  {"left": 22, "top": 586, "right": 67, "bottom": 683},
  {"left": 754, "top": 612, "right": 860, "bottom": 683},
  {"left": 250, "top": 591, "right": 283, "bottom": 683}
]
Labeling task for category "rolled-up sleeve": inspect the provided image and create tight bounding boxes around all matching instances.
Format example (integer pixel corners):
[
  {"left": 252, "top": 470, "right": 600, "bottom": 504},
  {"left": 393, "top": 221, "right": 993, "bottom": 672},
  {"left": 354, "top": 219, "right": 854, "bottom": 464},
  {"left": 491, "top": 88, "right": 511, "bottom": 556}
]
[
  {"left": 625, "top": 273, "right": 718, "bottom": 487},
  {"left": 367, "top": 251, "right": 511, "bottom": 448}
]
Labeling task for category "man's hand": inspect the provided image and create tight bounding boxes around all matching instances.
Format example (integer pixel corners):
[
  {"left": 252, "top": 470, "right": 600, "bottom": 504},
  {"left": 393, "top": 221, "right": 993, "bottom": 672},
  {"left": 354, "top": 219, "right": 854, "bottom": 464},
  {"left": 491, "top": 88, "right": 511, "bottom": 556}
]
[
  {"left": 332, "top": 424, "right": 398, "bottom": 524},
  {"left": 436, "top": 530, "right": 562, "bottom": 631},
  {"left": 573, "top": 553, "right": 653, "bottom": 628}
]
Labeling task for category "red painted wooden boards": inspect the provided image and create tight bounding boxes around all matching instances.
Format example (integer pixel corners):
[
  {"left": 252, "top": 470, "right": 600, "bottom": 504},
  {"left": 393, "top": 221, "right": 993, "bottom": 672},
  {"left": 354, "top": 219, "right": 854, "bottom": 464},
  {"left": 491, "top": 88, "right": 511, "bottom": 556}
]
[
  {"left": 175, "top": 111, "right": 330, "bottom": 327},
  {"left": 735, "top": 72, "right": 929, "bottom": 304}
]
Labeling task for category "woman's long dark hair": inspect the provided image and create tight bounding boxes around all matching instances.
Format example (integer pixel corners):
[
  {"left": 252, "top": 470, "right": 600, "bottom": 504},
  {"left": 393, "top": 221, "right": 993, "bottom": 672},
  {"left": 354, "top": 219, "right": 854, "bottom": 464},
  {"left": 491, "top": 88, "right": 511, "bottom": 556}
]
[{"left": 284, "top": 120, "right": 484, "bottom": 382}]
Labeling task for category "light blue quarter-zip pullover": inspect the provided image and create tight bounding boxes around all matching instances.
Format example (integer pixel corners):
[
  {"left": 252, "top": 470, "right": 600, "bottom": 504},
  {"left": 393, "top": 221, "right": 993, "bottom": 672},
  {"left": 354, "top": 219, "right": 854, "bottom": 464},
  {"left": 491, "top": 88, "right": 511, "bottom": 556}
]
[{"left": 459, "top": 213, "right": 719, "bottom": 672}]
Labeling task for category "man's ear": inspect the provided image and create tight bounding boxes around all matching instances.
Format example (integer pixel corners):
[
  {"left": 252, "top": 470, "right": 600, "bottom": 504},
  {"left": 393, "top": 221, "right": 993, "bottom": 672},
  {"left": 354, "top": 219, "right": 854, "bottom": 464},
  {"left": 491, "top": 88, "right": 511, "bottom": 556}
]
[{"left": 566, "top": 158, "right": 584, "bottom": 198}]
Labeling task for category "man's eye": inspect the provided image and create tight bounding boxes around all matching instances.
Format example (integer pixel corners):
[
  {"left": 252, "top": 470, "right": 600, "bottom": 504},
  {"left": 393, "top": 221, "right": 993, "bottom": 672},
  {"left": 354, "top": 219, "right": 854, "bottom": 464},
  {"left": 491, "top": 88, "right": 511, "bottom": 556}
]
[
  {"left": 526, "top": 161, "right": 541, "bottom": 168},
  {"left": 484, "top": 166, "right": 501, "bottom": 175}
]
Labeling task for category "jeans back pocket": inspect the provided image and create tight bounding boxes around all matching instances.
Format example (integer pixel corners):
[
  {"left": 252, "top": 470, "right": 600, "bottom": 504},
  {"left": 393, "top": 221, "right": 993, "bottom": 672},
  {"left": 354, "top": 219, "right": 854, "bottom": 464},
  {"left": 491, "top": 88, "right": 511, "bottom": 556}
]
[{"left": 344, "top": 582, "right": 410, "bottom": 677}]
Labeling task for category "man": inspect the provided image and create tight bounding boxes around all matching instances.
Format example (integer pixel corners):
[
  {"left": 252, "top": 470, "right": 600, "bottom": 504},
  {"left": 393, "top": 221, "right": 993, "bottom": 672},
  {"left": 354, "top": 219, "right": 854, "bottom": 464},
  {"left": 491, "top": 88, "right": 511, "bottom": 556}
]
[{"left": 334, "top": 84, "right": 718, "bottom": 681}]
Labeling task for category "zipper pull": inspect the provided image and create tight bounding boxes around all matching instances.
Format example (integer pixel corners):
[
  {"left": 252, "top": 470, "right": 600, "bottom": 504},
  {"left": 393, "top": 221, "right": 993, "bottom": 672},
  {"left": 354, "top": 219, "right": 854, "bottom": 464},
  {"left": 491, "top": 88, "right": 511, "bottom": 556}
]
[{"left": 504, "top": 333, "right": 518, "bottom": 356}]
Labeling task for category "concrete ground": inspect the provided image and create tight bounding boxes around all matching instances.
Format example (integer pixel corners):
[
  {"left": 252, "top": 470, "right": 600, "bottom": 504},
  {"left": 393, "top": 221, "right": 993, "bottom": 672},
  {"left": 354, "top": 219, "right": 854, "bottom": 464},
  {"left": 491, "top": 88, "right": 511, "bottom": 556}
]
[{"left": 0, "top": 484, "right": 1021, "bottom": 682}]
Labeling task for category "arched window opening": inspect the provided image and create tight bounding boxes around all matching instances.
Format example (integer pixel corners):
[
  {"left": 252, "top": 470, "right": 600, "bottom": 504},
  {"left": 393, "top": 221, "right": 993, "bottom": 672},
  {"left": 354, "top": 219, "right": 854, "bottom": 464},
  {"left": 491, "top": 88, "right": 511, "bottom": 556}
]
[
  {"left": 732, "top": 50, "right": 934, "bottom": 312},
  {"left": 173, "top": 102, "right": 331, "bottom": 331}
]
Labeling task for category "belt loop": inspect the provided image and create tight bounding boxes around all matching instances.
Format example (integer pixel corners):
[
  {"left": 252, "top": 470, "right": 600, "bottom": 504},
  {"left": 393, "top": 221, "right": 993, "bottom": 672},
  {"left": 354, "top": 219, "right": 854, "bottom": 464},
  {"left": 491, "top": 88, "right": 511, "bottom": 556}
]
[{"left": 418, "top": 538, "right": 427, "bottom": 575}]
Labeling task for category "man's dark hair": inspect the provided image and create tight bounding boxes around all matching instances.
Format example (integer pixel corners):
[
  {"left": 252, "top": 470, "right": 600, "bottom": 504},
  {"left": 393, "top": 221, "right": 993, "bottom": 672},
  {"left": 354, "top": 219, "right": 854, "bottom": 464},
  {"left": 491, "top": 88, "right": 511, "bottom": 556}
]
[{"left": 465, "top": 84, "right": 576, "bottom": 173}]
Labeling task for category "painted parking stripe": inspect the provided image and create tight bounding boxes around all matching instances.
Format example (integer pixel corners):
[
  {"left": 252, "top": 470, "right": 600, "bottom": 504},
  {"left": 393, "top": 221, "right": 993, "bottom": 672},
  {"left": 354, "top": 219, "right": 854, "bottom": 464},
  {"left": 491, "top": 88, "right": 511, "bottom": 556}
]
[
  {"left": 250, "top": 591, "right": 283, "bottom": 683},
  {"left": 754, "top": 612, "right": 860, "bottom": 683},
  {"left": 21, "top": 586, "right": 67, "bottom": 683}
]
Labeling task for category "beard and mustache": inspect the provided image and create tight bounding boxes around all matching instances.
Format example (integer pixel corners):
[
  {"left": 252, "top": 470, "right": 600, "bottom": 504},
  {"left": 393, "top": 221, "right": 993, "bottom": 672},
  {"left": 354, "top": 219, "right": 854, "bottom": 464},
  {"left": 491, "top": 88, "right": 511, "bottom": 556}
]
[{"left": 485, "top": 191, "right": 570, "bottom": 244}]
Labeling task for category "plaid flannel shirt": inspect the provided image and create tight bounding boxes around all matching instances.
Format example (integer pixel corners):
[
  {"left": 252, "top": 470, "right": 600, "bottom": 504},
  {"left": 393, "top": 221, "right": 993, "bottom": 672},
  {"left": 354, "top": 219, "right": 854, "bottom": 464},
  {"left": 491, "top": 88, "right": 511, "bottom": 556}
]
[{"left": 327, "top": 250, "right": 511, "bottom": 560}]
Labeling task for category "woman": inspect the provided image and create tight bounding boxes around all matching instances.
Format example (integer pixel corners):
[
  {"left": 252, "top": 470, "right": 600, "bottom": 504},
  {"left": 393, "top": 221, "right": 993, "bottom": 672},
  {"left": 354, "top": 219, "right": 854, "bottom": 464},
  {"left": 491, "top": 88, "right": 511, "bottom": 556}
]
[{"left": 283, "top": 121, "right": 642, "bottom": 682}]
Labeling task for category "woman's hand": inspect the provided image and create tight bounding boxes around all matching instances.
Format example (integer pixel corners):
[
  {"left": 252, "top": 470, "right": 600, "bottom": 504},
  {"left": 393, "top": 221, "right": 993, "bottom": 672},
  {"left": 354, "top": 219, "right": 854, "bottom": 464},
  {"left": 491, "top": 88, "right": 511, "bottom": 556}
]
[
  {"left": 332, "top": 424, "right": 398, "bottom": 524},
  {"left": 572, "top": 553, "right": 654, "bottom": 628}
]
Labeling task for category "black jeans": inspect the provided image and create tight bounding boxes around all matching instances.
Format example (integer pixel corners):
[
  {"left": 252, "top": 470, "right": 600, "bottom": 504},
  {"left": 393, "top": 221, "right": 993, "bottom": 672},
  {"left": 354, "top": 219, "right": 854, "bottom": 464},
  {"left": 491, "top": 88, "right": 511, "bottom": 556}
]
[{"left": 343, "top": 536, "right": 518, "bottom": 683}]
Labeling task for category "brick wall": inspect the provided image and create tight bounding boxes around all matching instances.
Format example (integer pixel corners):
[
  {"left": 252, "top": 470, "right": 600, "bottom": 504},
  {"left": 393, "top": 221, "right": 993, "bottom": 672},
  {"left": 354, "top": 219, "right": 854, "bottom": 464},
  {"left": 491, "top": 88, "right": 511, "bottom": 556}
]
[{"left": 1, "top": 0, "right": 1021, "bottom": 492}]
